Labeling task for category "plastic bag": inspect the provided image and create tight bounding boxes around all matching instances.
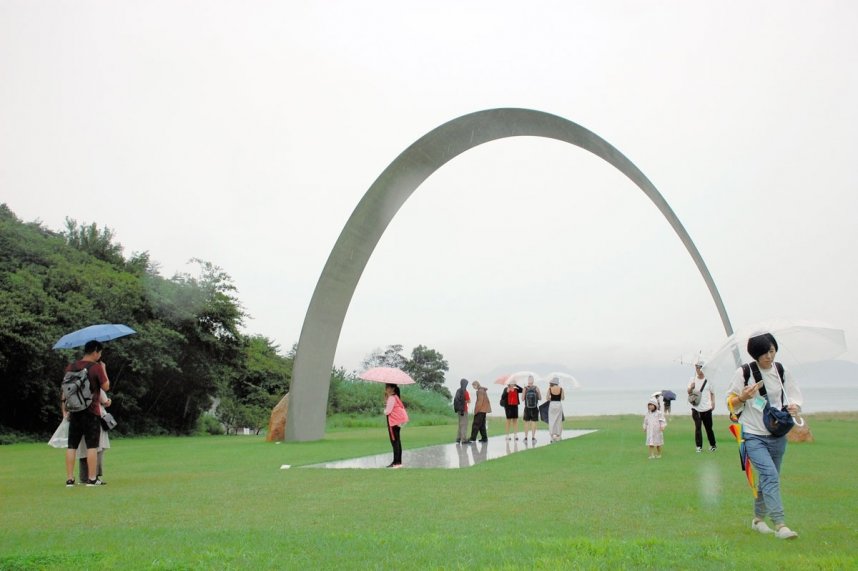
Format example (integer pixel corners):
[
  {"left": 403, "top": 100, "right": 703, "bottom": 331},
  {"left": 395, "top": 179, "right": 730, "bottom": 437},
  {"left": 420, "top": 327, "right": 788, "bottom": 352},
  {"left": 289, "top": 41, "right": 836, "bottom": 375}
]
[{"left": 48, "top": 418, "right": 69, "bottom": 448}]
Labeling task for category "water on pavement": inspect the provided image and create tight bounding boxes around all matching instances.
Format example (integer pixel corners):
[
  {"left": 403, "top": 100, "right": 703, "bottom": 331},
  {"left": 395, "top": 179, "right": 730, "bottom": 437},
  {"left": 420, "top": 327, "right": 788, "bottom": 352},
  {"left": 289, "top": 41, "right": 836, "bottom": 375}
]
[{"left": 304, "top": 428, "right": 597, "bottom": 469}]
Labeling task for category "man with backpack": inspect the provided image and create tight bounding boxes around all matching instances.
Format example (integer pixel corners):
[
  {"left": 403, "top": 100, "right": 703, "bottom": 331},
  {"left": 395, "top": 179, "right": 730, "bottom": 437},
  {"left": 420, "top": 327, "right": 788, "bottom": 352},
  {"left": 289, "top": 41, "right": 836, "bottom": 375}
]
[
  {"left": 62, "top": 340, "right": 110, "bottom": 486},
  {"left": 522, "top": 376, "right": 542, "bottom": 442},
  {"left": 453, "top": 378, "right": 471, "bottom": 444},
  {"left": 687, "top": 360, "right": 717, "bottom": 452}
]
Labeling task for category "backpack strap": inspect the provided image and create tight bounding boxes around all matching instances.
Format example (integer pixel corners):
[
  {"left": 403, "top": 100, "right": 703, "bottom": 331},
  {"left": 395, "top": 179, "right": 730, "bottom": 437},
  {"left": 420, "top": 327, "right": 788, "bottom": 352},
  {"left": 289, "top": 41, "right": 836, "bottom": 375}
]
[
  {"left": 79, "top": 362, "right": 95, "bottom": 389},
  {"left": 743, "top": 361, "right": 785, "bottom": 395},
  {"left": 71, "top": 361, "right": 93, "bottom": 373},
  {"left": 749, "top": 362, "right": 765, "bottom": 396}
]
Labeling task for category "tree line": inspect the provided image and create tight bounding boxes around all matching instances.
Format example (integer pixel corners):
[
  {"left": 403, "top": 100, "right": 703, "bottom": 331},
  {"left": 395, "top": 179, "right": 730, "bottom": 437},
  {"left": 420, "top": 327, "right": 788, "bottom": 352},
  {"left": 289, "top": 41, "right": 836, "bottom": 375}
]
[{"left": 0, "top": 204, "right": 452, "bottom": 440}]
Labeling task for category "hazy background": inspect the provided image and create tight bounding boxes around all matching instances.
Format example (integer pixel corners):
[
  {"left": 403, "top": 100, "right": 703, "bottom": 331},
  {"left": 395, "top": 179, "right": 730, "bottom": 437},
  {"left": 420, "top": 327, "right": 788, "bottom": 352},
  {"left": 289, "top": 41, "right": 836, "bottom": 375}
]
[{"left": 3, "top": 1, "right": 857, "bottom": 400}]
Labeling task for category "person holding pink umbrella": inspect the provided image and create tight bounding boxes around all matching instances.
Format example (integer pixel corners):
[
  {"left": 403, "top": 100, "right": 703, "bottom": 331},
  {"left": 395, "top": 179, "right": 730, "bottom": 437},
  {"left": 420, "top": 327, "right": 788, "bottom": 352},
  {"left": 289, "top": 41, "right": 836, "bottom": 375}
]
[{"left": 384, "top": 384, "right": 409, "bottom": 468}]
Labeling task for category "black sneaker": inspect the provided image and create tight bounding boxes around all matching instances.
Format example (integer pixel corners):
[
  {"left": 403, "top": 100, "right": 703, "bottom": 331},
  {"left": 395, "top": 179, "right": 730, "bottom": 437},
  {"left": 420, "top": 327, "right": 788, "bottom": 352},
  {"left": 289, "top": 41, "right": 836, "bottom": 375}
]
[
  {"left": 86, "top": 478, "right": 106, "bottom": 487},
  {"left": 66, "top": 479, "right": 74, "bottom": 487}
]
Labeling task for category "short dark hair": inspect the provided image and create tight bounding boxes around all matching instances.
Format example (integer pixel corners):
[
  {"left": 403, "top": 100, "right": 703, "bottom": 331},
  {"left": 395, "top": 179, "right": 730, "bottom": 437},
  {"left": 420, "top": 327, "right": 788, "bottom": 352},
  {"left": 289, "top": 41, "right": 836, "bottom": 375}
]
[
  {"left": 83, "top": 340, "right": 104, "bottom": 354},
  {"left": 747, "top": 333, "right": 778, "bottom": 361}
]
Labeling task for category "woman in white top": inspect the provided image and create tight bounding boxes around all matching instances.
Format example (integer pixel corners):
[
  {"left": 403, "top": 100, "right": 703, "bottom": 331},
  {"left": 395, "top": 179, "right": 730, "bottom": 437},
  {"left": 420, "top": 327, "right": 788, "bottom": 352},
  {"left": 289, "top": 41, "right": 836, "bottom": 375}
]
[
  {"left": 688, "top": 361, "right": 717, "bottom": 452},
  {"left": 726, "top": 332, "right": 803, "bottom": 540}
]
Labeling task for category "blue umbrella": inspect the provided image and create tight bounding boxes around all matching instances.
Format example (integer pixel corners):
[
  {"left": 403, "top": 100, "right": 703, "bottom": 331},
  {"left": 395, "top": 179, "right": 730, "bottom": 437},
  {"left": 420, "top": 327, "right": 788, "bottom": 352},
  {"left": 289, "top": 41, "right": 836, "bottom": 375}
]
[{"left": 53, "top": 323, "right": 136, "bottom": 350}]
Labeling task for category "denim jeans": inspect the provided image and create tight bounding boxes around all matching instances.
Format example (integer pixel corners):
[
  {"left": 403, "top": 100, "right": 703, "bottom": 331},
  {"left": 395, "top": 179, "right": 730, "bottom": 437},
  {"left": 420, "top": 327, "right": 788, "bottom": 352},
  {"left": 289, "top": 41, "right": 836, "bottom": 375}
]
[{"left": 744, "top": 433, "right": 788, "bottom": 524}]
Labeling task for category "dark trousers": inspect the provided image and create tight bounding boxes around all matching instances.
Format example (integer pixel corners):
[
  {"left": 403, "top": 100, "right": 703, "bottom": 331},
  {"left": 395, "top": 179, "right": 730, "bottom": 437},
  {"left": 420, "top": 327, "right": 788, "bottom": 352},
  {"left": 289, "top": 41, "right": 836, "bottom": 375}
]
[
  {"left": 692, "top": 409, "right": 717, "bottom": 448},
  {"left": 387, "top": 420, "right": 402, "bottom": 464},
  {"left": 79, "top": 452, "right": 103, "bottom": 480},
  {"left": 470, "top": 412, "right": 488, "bottom": 441}
]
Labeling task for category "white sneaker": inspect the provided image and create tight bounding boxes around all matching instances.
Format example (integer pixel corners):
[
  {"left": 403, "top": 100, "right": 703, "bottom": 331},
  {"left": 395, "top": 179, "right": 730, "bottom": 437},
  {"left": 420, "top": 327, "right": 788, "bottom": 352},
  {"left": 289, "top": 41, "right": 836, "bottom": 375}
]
[
  {"left": 775, "top": 525, "right": 798, "bottom": 540},
  {"left": 751, "top": 519, "right": 774, "bottom": 534}
]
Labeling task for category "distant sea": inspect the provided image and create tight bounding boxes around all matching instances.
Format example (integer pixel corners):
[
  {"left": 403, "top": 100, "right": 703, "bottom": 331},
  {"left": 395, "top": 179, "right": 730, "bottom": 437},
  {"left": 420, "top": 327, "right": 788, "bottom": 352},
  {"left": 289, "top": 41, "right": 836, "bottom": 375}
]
[
  {"left": 478, "top": 360, "right": 858, "bottom": 418},
  {"left": 544, "top": 386, "right": 858, "bottom": 417}
]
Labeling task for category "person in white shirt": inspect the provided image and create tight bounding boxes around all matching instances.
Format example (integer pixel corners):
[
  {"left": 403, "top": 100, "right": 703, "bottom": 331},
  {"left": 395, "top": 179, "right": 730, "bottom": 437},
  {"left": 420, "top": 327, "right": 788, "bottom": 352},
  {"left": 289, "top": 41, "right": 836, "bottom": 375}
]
[
  {"left": 726, "top": 332, "right": 803, "bottom": 540},
  {"left": 687, "top": 361, "right": 717, "bottom": 452}
]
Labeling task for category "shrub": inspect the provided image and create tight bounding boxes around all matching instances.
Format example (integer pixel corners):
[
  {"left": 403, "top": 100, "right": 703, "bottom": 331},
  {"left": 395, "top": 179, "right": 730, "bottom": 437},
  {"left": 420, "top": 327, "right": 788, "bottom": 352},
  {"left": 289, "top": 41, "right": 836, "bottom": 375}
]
[
  {"left": 327, "top": 379, "right": 456, "bottom": 417},
  {"left": 196, "top": 414, "right": 224, "bottom": 435}
]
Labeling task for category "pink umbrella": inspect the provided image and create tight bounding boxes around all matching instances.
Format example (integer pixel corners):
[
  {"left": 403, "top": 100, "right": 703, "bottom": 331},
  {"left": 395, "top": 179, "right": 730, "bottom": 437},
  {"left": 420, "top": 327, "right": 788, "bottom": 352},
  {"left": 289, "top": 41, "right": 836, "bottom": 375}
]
[
  {"left": 493, "top": 374, "right": 511, "bottom": 385},
  {"left": 359, "top": 367, "right": 416, "bottom": 385}
]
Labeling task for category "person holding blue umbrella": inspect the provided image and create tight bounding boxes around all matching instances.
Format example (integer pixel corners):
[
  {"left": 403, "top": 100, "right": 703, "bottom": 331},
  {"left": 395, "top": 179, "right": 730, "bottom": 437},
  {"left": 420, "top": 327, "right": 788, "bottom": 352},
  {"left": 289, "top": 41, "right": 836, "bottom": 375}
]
[
  {"left": 62, "top": 340, "right": 111, "bottom": 486},
  {"left": 53, "top": 323, "right": 135, "bottom": 350}
]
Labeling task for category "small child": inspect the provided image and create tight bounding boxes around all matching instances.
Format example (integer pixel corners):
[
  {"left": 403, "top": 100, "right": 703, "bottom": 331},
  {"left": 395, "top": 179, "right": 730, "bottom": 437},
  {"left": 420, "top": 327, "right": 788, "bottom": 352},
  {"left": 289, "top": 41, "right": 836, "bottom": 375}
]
[{"left": 643, "top": 398, "right": 666, "bottom": 459}]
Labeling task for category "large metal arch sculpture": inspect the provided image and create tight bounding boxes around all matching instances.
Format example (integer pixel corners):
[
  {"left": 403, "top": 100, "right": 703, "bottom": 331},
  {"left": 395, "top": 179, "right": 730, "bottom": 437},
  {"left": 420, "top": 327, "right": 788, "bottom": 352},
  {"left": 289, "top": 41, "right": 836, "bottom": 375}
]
[{"left": 286, "top": 108, "right": 733, "bottom": 441}]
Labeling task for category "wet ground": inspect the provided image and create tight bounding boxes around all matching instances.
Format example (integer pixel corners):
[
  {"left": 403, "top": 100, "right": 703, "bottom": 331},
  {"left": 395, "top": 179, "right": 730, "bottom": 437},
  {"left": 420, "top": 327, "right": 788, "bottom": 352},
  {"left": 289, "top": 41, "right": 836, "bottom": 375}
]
[{"left": 304, "top": 428, "right": 597, "bottom": 469}]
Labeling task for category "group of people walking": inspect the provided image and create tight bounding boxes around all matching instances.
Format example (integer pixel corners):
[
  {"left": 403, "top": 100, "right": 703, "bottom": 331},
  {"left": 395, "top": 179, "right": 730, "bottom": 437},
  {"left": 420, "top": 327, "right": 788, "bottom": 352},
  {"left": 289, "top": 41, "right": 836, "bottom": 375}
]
[
  {"left": 644, "top": 358, "right": 723, "bottom": 458},
  {"left": 643, "top": 332, "right": 803, "bottom": 540},
  {"left": 61, "top": 329, "right": 804, "bottom": 542}
]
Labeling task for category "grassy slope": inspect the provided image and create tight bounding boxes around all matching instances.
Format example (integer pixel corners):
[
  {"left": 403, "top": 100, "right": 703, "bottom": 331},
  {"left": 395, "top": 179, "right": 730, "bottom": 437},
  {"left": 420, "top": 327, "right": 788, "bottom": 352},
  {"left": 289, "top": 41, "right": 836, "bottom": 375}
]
[{"left": 1, "top": 414, "right": 856, "bottom": 570}]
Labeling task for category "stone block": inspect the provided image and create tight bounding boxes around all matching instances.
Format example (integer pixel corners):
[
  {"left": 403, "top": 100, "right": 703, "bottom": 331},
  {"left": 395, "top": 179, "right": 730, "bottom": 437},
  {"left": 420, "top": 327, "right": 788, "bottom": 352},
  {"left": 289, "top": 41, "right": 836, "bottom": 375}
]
[{"left": 266, "top": 393, "right": 289, "bottom": 442}]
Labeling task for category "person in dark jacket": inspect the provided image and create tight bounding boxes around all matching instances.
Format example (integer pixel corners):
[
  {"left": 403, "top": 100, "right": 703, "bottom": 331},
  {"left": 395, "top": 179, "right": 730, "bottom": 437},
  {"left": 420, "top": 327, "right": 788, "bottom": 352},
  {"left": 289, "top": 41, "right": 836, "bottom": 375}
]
[{"left": 453, "top": 378, "right": 471, "bottom": 443}]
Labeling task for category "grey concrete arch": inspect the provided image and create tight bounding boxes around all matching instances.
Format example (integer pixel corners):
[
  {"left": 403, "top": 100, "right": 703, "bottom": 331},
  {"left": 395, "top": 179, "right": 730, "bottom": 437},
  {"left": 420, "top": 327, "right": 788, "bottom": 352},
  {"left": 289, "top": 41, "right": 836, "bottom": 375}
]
[{"left": 286, "top": 108, "right": 732, "bottom": 441}]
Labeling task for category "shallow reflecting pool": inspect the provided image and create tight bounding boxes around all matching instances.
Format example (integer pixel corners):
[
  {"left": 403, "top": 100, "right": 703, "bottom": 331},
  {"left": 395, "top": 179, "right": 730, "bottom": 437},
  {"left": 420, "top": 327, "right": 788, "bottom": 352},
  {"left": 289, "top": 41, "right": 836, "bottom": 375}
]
[{"left": 304, "top": 428, "right": 597, "bottom": 469}]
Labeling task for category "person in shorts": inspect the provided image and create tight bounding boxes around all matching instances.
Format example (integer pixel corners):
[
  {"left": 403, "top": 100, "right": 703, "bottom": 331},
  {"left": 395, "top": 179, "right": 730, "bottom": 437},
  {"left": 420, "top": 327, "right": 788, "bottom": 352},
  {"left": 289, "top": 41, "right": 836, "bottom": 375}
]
[
  {"left": 501, "top": 381, "right": 523, "bottom": 440},
  {"left": 63, "top": 340, "right": 110, "bottom": 486},
  {"left": 522, "top": 376, "right": 542, "bottom": 442}
]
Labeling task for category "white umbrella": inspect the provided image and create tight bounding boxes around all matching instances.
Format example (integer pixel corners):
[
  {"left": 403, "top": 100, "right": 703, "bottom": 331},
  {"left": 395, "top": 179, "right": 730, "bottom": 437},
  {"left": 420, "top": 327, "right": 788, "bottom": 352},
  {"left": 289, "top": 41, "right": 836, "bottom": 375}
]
[
  {"left": 543, "top": 372, "right": 581, "bottom": 389},
  {"left": 702, "top": 319, "right": 847, "bottom": 387}
]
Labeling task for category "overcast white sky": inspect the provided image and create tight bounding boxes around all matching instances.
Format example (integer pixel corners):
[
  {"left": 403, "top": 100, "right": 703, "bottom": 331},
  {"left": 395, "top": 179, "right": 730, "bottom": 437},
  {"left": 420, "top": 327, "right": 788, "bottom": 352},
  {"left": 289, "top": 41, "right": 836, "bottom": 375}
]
[{"left": 3, "top": 1, "right": 857, "bottom": 391}]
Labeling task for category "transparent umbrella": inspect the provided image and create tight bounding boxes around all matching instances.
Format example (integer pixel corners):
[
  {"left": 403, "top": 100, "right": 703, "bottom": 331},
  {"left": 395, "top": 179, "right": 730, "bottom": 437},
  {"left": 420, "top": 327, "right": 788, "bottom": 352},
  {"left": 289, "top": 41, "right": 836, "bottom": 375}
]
[
  {"left": 543, "top": 372, "right": 581, "bottom": 389},
  {"left": 702, "top": 319, "right": 847, "bottom": 388}
]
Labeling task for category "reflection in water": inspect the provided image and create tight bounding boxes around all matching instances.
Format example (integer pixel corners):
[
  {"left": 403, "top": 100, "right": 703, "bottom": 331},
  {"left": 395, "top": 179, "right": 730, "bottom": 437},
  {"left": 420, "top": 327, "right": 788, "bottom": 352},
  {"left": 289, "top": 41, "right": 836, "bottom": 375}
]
[
  {"left": 456, "top": 443, "right": 470, "bottom": 468},
  {"left": 304, "top": 429, "right": 597, "bottom": 469}
]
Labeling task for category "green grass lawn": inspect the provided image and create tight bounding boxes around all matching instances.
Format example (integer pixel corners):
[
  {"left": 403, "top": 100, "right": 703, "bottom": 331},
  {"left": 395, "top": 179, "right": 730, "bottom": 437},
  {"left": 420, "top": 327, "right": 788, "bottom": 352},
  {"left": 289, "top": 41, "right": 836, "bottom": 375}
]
[{"left": 1, "top": 413, "right": 856, "bottom": 570}]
